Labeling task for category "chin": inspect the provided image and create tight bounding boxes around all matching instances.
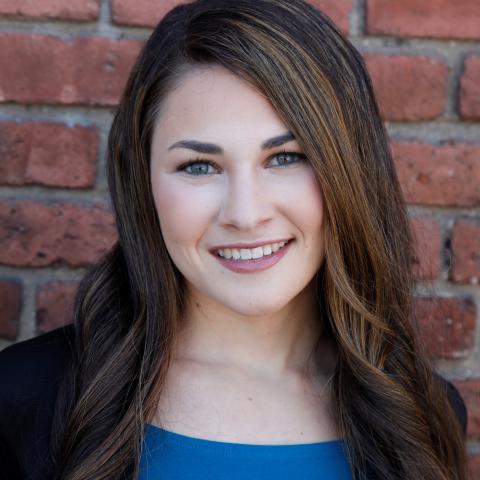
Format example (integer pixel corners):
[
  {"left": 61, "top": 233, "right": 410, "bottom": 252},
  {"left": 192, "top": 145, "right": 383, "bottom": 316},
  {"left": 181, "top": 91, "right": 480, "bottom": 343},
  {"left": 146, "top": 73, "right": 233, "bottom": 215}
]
[{"left": 218, "top": 294, "right": 293, "bottom": 318}]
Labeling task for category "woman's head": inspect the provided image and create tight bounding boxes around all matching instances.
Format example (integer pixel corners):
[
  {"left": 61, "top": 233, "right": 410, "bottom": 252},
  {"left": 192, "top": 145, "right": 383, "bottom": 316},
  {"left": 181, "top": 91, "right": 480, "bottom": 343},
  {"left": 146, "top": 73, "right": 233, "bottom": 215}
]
[
  {"left": 150, "top": 64, "right": 325, "bottom": 317},
  {"left": 110, "top": 0, "right": 401, "bottom": 330}
]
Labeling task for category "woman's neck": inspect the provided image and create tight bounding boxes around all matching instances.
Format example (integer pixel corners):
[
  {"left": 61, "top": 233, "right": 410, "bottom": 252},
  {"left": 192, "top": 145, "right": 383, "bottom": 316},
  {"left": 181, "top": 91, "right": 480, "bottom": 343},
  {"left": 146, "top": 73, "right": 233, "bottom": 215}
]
[{"left": 172, "top": 282, "right": 332, "bottom": 381}]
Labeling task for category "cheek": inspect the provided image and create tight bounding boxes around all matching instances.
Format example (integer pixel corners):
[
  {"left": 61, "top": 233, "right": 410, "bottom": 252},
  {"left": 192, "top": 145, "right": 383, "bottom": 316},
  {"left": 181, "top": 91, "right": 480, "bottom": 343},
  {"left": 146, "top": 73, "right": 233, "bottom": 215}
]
[
  {"left": 302, "top": 176, "right": 324, "bottom": 230},
  {"left": 151, "top": 174, "right": 217, "bottom": 248},
  {"left": 277, "top": 170, "right": 324, "bottom": 234}
]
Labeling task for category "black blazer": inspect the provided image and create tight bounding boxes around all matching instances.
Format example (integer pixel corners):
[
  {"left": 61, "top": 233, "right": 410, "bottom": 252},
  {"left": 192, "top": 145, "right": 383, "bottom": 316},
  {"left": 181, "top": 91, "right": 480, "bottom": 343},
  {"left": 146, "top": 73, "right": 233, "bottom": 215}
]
[{"left": 0, "top": 324, "right": 468, "bottom": 480}]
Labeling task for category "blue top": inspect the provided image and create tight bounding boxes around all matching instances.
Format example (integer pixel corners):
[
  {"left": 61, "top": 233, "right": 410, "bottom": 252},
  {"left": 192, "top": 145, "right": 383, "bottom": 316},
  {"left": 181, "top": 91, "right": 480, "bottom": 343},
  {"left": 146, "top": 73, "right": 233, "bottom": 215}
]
[{"left": 139, "top": 424, "right": 353, "bottom": 479}]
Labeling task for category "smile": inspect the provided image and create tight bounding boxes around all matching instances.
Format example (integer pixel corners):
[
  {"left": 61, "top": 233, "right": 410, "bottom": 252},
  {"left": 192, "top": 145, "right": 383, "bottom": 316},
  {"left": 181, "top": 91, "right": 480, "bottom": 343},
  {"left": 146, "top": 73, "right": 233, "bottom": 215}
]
[
  {"left": 212, "top": 239, "right": 294, "bottom": 274},
  {"left": 216, "top": 241, "right": 288, "bottom": 260}
]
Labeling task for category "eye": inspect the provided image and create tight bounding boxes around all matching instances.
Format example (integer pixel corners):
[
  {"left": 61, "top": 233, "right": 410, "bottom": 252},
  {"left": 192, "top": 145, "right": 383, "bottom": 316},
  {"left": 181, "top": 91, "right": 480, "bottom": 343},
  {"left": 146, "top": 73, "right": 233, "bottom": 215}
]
[
  {"left": 268, "top": 151, "right": 306, "bottom": 168},
  {"left": 177, "top": 160, "right": 219, "bottom": 176},
  {"left": 176, "top": 151, "right": 306, "bottom": 176}
]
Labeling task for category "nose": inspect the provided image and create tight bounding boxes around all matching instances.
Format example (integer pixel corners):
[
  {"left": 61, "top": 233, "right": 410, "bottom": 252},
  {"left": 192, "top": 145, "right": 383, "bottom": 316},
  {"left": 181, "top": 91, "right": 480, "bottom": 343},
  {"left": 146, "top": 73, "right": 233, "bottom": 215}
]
[{"left": 217, "top": 171, "right": 273, "bottom": 231}]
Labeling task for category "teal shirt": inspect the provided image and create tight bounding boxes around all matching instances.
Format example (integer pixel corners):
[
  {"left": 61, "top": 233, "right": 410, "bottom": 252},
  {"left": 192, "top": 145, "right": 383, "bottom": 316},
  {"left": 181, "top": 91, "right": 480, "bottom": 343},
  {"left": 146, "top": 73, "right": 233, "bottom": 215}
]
[{"left": 139, "top": 424, "right": 353, "bottom": 479}]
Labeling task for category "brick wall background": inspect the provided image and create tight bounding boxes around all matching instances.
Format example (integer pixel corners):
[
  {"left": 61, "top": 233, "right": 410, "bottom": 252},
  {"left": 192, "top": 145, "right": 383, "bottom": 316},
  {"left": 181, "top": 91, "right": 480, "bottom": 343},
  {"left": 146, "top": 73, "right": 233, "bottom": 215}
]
[{"left": 0, "top": 0, "right": 479, "bottom": 475}]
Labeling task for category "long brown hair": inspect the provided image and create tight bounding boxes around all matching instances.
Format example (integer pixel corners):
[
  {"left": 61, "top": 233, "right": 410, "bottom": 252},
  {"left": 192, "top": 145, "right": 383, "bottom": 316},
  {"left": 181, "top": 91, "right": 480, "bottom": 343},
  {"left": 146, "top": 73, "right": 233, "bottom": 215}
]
[{"left": 51, "top": 1, "right": 467, "bottom": 478}]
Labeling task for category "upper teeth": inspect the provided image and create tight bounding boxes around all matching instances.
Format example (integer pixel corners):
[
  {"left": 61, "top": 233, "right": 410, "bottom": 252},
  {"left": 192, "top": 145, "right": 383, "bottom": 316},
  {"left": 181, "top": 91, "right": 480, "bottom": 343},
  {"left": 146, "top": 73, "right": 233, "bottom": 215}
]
[{"left": 216, "top": 241, "right": 288, "bottom": 260}]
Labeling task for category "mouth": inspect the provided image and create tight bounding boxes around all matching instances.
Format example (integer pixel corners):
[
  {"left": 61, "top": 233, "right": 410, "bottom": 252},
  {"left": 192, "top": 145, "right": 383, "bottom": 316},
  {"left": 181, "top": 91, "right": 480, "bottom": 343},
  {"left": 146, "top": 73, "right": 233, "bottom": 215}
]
[{"left": 212, "top": 238, "right": 294, "bottom": 261}]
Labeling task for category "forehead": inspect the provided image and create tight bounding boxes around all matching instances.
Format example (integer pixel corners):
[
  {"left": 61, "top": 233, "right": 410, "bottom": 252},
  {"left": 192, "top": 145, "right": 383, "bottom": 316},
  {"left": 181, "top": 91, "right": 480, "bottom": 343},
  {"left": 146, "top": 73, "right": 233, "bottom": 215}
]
[{"left": 152, "top": 65, "right": 290, "bottom": 150}]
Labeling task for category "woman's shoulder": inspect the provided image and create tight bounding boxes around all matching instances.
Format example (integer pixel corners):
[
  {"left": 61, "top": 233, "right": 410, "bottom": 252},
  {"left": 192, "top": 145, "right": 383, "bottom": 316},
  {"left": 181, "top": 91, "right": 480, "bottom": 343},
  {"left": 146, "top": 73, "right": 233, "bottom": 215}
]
[
  {"left": 0, "top": 324, "right": 75, "bottom": 422},
  {"left": 0, "top": 324, "right": 75, "bottom": 384},
  {"left": 0, "top": 324, "right": 76, "bottom": 478},
  {"left": 434, "top": 372, "right": 468, "bottom": 435}
]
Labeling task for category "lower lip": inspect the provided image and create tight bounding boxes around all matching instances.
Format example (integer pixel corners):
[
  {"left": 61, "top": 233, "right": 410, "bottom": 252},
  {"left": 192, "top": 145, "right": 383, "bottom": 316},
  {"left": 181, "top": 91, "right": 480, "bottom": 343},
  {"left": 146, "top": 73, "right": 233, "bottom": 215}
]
[{"left": 213, "top": 240, "right": 294, "bottom": 274}]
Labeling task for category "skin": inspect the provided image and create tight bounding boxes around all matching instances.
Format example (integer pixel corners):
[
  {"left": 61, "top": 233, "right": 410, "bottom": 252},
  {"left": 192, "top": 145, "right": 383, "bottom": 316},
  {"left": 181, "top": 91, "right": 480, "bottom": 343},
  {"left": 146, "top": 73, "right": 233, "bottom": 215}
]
[{"left": 149, "top": 65, "right": 339, "bottom": 443}]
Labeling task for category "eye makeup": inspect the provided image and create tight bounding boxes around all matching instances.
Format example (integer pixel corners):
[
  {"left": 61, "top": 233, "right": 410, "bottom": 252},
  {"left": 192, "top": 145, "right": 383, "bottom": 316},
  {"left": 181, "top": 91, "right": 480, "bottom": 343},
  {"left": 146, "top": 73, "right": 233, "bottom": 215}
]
[{"left": 176, "top": 151, "right": 307, "bottom": 176}]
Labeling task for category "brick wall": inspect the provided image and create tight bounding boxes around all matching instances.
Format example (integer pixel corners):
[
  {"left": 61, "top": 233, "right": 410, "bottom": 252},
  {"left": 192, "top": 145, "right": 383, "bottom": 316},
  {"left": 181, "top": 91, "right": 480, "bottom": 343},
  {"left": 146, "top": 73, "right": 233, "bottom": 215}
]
[{"left": 0, "top": 0, "right": 479, "bottom": 474}]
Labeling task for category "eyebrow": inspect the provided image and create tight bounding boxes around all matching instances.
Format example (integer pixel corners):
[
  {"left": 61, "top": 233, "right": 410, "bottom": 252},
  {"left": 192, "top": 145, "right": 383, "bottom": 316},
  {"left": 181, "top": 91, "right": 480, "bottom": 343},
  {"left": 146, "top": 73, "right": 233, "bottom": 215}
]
[{"left": 167, "top": 131, "right": 296, "bottom": 154}]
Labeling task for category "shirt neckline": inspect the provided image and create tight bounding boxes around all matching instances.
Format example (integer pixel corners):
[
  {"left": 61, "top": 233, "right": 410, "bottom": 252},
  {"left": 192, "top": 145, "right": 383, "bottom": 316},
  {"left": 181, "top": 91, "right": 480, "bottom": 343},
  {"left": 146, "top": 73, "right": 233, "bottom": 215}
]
[{"left": 144, "top": 423, "right": 346, "bottom": 459}]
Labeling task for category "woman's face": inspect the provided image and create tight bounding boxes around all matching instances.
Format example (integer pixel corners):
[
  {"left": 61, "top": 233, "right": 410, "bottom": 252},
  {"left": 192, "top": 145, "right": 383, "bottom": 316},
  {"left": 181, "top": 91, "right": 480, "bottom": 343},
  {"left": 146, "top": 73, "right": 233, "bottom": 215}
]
[{"left": 150, "top": 65, "right": 325, "bottom": 316}]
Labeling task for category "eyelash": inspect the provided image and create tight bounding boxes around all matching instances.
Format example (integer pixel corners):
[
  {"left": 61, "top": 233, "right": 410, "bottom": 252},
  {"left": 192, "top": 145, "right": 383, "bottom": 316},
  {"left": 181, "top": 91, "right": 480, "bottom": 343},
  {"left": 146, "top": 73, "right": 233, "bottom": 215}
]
[{"left": 177, "top": 151, "right": 307, "bottom": 176}]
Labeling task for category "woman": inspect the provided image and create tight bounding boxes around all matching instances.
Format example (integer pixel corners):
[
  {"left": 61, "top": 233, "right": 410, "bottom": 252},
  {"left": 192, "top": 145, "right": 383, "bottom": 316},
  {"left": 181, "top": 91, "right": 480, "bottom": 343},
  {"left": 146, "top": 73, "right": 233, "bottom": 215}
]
[{"left": 0, "top": 0, "right": 468, "bottom": 479}]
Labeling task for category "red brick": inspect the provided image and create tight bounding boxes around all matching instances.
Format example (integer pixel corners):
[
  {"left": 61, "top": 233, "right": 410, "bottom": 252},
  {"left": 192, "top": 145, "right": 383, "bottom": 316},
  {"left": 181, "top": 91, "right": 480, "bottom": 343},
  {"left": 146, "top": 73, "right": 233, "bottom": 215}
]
[
  {"left": 308, "top": 0, "right": 352, "bottom": 33},
  {"left": 0, "top": 201, "right": 117, "bottom": 267},
  {"left": 0, "top": 279, "right": 21, "bottom": 340},
  {"left": 392, "top": 142, "right": 480, "bottom": 207},
  {"left": 0, "top": 122, "right": 98, "bottom": 188},
  {"left": 0, "top": 33, "right": 143, "bottom": 106},
  {"left": 414, "top": 297, "right": 476, "bottom": 359},
  {"left": 36, "top": 281, "right": 77, "bottom": 334},
  {"left": 451, "top": 220, "right": 480, "bottom": 284},
  {"left": 410, "top": 218, "right": 441, "bottom": 280},
  {"left": 452, "top": 379, "right": 480, "bottom": 439},
  {"left": 112, "top": 0, "right": 182, "bottom": 27},
  {"left": 0, "top": 0, "right": 99, "bottom": 21},
  {"left": 459, "top": 56, "right": 480, "bottom": 120},
  {"left": 111, "top": 0, "right": 352, "bottom": 32},
  {"left": 367, "top": 0, "right": 480, "bottom": 40},
  {"left": 365, "top": 55, "right": 448, "bottom": 121}
]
